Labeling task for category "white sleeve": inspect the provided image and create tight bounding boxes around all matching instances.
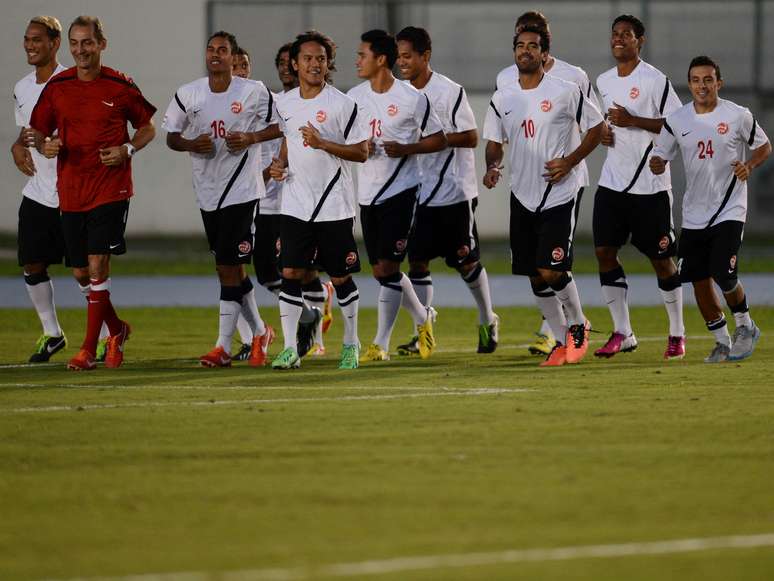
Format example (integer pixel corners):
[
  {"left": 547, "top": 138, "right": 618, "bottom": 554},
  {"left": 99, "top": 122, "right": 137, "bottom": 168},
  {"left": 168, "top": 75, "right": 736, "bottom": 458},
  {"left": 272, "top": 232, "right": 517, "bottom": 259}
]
[
  {"left": 13, "top": 89, "right": 24, "bottom": 127},
  {"left": 579, "top": 69, "right": 602, "bottom": 113},
  {"left": 162, "top": 88, "right": 190, "bottom": 133},
  {"left": 342, "top": 101, "right": 369, "bottom": 145},
  {"left": 571, "top": 87, "right": 603, "bottom": 133},
  {"left": 256, "top": 84, "right": 278, "bottom": 127},
  {"left": 740, "top": 108, "right": 770, "bottom": 150},
  {"left": 450, "top": 86, "right": 477, "bottom": 133},
  {"left": 482, "top": 93, "right": 506, "bottom": 144},
  {"left": 415, "top": 93, "right": 443, "bottom": 137},
  {"left": 652, "top": 118, "right": 679, "bottom": 161},
  {"left": 653, "top": 76, "right": 682, "bottom": 117}
]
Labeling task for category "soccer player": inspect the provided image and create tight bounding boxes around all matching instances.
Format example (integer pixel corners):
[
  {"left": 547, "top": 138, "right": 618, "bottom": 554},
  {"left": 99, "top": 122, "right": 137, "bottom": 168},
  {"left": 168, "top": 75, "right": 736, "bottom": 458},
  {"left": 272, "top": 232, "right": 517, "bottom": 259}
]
[
  {"left": 483, "top": 25, "right": 603, "bottom": 367},
  {"left": 594, "top": 15, "right": 686, "bottom": 360},
  {"left": 650, "top": 56, "right": 771, "bottom": 362},
  {"left": 269, "top": 30, "right": 369, "bottom": 370},
  {"left": 394, "top": 26, "right": 499, "bottom": 354},
  {"left": 29, "top": 15, "right": 156, "bottom": 370},
  {"left": 12, "top": 16, "right": 69, "bottom": 363},
  {"left": 347, "top": 29, "right": 446, "bottom": 362},
  {"left": 163, "top": 31, "right": 278, "bottom": 368},
  {"left": 496, "top": 10, "right": 601, "bottom": 357}
]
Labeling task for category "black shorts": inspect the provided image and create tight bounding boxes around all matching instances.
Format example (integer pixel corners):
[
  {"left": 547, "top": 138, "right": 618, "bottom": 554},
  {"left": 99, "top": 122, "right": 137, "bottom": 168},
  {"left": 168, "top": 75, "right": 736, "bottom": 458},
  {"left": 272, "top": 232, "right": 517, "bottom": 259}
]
[
  {"left": 510, "top": 194, "right": 578, "bottom": 276},
  {"left": 360, "top": 186, "right": 418, "bottom": 265},
  {"left": 408, "top": 198, "right": 481, "bottom": 268},
  {"left": 253, "top": 212, "right": 281, "bottom": 283},
  {"left": 280, "top": 215, "right": 361, "bottom": 277},
  {"left": 678, "top": 221, "right": 745, "bottom": 283},
  {"left": 593, "top": 186, "right": 676, "bottom": 258},
  {"left": 61, "top": 200, "right": 130, "bottom": 269},
  {"left": 17, "top": 196, "right": 66, "bottom": 267},
  {"left": 201, "top": 200, "right": 256, "bottom": 266}
]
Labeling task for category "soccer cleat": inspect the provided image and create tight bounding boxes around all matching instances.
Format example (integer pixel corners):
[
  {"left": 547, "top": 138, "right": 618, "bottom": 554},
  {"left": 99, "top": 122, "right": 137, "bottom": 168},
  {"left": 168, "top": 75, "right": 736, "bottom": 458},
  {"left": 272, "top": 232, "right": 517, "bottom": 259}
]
[
  {"left": 297, "top": 307, "right": 322, "bottom": 358},
  {"left": 271, "top": 347, "right": 300, "bottom": 370},
  {"left": 565, "top": 320, "right": 591, "bottom": 364},
  {"left": 29, "top": 334, "right": 67, "bottom": 363},
  {"left": 322, "top": 281, "right": 334, "bottom": 334},
  {"left": 728, "top": 323, "right": 761, "bottom": 361},
  {"left": 594, "top": 332, "right": 638, "bottom": 358},
  {"left": 105, "top": 322, "right": 131, "bottom": 369},
  {"left": 308, "top": 343, "right": 327, "bottom": 357},
  {"left": 416, "top": 307, "right": 436, "bottom": 359},
  {"left": 66, "top": 348, "right": 96, "bottom": 371},
  {"left": 397, "top": 336, "right": 419, "bottom": 356},
  {"left": 528, "top": 332, "right": 556, "bottom": 356},
  {"left": 233, "top": 343, "right": 251, "bottom": 362},
  {"left": 664, "top": 335, "right": 686, "bottom": 360},
  {"left": 200, "top": 346, "right": 232, "bottom": 368},
  {"left": 95, "top": 338, "right": 109, "bottom": 362},
  {"left": 477, "top": 313, "right": 500, "bottom": 354},
  {"left": 249, "top": 325, "right": 275, "bottom": 367},
  {"left": 539, "top": 344, "right": 567, "bottom": 367},
  {"left": 339, "top": 343, "right": 360, "bottom": 369},
  {"left": 704, "top": 342, "right": 731, "bottom": 363},
  {"left": 360, "top": 343, "right": 390, "bottom": 362}
]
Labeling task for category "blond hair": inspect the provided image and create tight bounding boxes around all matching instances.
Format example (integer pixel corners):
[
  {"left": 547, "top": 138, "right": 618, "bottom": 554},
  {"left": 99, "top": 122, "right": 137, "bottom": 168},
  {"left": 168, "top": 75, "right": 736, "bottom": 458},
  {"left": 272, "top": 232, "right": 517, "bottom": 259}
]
[
  {"left": 29, "top": 15, "right": 62, "bottom": 40},
  {"left": 69, "top": 15, "right": 106, "bottom": 43}
]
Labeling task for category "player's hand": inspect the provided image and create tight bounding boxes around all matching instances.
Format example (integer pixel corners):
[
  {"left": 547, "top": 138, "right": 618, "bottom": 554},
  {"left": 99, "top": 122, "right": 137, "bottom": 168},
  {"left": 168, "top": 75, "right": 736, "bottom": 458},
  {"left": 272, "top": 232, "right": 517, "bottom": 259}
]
[
  {"left": 600, "top": 123, "right": 615, "bottom": 146},
  {"left": 11, "top": 143, "right": 36, "bottom": 176},
  {"left": 225, "top": 131, "right": 252, "bottom": 153},
  {"left": 41, "top": 137, "right": 61, "bottom": 159},
  {"left": 732, "top": 160, "right": 752, "bottom": 181},
  {"left": 269, "top": 157, "right": 288, "bottom": 181},
  {"left": 189, "top": 134, "right": 215, "bottom": 155},
  {"left": 382, "top": 141, "right": 409, "bottom": 157},
  {"left": 543, "top": 157, "right": 573, "bottom": 184},
  {"left": 22, "top": 127, "right": 40, "bottom": 149},
  {"left": 649, "top": 155, "right": 666, "bottom": 175},
  {"left": 607, "top": 103, "right": 634, "bottom": 128},
  {"left": 367, "top": 139, "right": 376, "bottom": 157},
  {"left": 483, "top": 166, "right": 501, "bottom": 189},
  {"left": 99, "top": 145, "right": 128, "bottom": 167},
  {"left": 299, "top": 122, "right": 324, "bottom": 149}
]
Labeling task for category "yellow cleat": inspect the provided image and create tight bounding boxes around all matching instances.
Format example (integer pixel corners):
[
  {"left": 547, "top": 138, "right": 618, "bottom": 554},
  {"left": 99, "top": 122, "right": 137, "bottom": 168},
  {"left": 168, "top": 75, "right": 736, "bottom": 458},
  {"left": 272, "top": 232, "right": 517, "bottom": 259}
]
[
  {"left": 416, "top": 307, "right": 436, "bottom": 359},
  {"left": 360, "top": 343, "right": 390, "bottom": 362},
  {"left": 528, "top": 332, "right": 556, "bottom": 356}
]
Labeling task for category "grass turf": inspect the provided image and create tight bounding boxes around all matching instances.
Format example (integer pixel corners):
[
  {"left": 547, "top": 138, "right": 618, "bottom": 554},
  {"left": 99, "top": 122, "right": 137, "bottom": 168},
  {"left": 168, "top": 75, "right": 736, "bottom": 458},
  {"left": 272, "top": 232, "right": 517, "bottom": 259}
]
[{"left": 1, "top": 305, "right": 773, "bottom": 580}]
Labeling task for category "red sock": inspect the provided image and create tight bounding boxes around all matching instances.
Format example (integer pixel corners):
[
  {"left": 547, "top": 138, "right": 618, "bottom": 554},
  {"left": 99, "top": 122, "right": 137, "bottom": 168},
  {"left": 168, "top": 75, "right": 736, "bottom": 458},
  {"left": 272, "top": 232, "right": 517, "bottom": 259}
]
[{"left": 81, "top": 279, "right": 122, "bottom": 354}]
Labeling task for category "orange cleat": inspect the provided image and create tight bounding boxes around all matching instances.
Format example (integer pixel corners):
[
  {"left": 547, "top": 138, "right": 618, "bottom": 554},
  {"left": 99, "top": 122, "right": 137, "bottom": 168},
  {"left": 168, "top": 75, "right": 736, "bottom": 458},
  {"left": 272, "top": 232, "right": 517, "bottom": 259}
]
[
  {"left": 322, "top": 281, "right": 334, "bottom": 333},
  {"left": 104, "top": 321, "right": 131, "bottom": 369},
  {"left": 200, "top": 346, "right": 232, "bottom": 368},
  {"left": 249, "top": 325, "right": 275, "bottom": 367},
  {"left": 67, "top": 349, "right": 97, "bottom": 371},
  {"left": 540, "top": 344, "right": 567, "bottom": 367},
  {"left": 565, "top": 320, "right": 591, "bottom": 364}
]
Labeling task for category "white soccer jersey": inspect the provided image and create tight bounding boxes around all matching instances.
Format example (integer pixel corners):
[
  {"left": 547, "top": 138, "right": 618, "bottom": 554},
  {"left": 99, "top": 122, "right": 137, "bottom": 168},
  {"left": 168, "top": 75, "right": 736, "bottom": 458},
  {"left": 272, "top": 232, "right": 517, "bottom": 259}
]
[
  {"left": 408, "top": 72, "right": 478, "bottom": 206},
  {"left": 276, "top": 83, "right": 368, "bottom": 222},
  {"left": 596, "top": 60, "right": 682, "bottom": 195},
  {"left": 13, "top": 64, "right": 68, "bottom": 208},
  {"left": 162, "top": 76, "right": 276, "bottom": 211},
  {"left": 497, "top": 57, "right": 599, "bottom": 186},
  {"left": 347, "top": 79, "right": 443, "bottom": 205},
  {"left": 653, "top": 99, "right": 770, "bottom": 229},
  {"left": 483, "top": 74, "right": 603, "bottom": 212},
  {"left": 259, "top": 90, "right": 285, "bottom": 215}
]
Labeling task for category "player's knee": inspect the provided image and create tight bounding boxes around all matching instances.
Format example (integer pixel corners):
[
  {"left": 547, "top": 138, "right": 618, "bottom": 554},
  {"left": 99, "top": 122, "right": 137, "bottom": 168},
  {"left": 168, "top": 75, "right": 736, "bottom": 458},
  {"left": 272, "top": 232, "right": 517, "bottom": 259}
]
[
  {"left": 22, "top": 263, "right": 47, "bottom": 276},
  {"left": 281, "top": 267, "right": 304, "bottom": 280},
  {"left": 594, "top": 246, "right": 618, "bottom": 268},
  {"left": 656, "top": 272, "right": 681, "bottom": 292},
  {"left": 651, "top": 257, "right": 676, "bottom": 279},
  {"left": 23, "top": 271, "right": 50, "bottom": 286},
  {"left": 373, "top": 260, "right": 399, "bottom": 278},
  {"left": 255, "top": 267, "right": 280, "bottom": 287},
  {"left": 457, "top": 260, "right": 479, "bottom": 277},
  {"left": 530, "top": 278, "right": 554, "bottom": 297},
  {"left": 377, "top": 272, "right": 402, "bottom": 287},
  {"left": 537, "top": 268, "right": 564, "bottom": 287},
  {"left": 712, "top": 271, "right": 739, "bottom": 294},
  {"left": 408, "top": 261, "right": 429, "bottom": 276}
]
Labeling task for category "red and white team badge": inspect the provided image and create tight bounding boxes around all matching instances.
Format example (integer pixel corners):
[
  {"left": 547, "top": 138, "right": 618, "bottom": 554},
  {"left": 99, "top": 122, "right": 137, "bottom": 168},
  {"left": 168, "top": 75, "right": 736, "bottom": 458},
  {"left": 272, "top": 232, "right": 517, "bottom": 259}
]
[
  {"left": 387, "top": 104, "right": 399, "bottom": 117},
  {"left": 316, "top": 110, "right": 327, "bottom": 123},
  {"left": 457, "top": 245, "right": 470, "bottom": 258},
  {"left": 231, "top": 101, "right": 243, "bottom": 114},
  {"left": 540, "top": 99, "right": 553, "bottom": 112},
  {"left": 629, "top": 87, "right": 640, "bottom": 100},
  {"left": 238, "top": 240, "right": 252, "bottom": 254},
  {"left": 345, "top": 251, "right": 358, "bottom": 266},
  {"left": 551, "top": 247, "right": 565, "bottom": 262},
  {"left": 395, "top": 238, "right": 407, "bottom": 252},
  {"left": 729, "top": 255, "right": 737, "bottom": 270},
  {"left": 717, "top": 122, "right": 729, "bottom": 135},
  {"left": 659, "top": 236, "right": 670, "bottom": 251}
]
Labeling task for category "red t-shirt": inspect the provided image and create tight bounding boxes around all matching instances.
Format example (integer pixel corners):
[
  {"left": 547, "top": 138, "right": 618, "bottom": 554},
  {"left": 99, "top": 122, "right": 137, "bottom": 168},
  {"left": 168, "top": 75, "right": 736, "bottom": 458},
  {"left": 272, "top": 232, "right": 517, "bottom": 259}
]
[{"left": 30, "top": 66, "right": 156, "bottom": 212}]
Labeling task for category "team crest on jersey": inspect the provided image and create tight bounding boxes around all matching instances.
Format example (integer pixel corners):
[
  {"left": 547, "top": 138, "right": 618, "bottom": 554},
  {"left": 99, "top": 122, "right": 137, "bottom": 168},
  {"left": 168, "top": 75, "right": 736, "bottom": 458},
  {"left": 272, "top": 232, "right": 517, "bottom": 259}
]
[
  {"left": 316, "top": 110, "right": 327, "bottom": 123},
  {"left": 717, "top": 122, "right": 729, "bottom": 135},
  {"left": 345, "top": 251, "right": 358, "bottom": 266},
  {"left": 238, "top": 240, "right": 252, "bottom": 254},
  {"left": 658, "top": 236, "right": 670, "bottom": 251},
  {"left": 629, "top": 87, "right": 640, "bottom": 100},
  {"left": 540, "top": 100, "right": 553, "bottom": 113},
  {"left": 387, "top": 104, "right": 399, "bottom": 117},
  {"left": 551, "top": 247, "right": 564, "bottom": 262},
  {"left": 231, "top": 101, "right": 243, "bottom": 114},
  {"left": 729, "top": 255, "right": 737, "bottom": 270}
]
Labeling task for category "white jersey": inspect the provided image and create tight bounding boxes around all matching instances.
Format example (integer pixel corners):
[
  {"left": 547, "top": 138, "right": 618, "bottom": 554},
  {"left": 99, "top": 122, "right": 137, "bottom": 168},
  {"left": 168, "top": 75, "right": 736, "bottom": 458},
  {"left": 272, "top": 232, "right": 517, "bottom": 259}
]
[
  {"left": 347, "top": 79, "right": 443, "bottom": 205},
  {"left": 13, "top": 64, "right": 68, "bottom": 208},
  {"left": 162, "top": 76, "right": 276, "bottom": 211},
  {"left": 483, "top": 74, "right": 603, "bottom": 212},
  {"left": 259, "top": 90, "right": 285, "bottom": 215},
  {"left": 277, "top": 83, "right": 368, "bottom": 222},
  {"left": 596, "top": 60, "right": 682, "bottom": 195},
  {"left": 407, "top": 72, "right": 478, "bottom": 206},
  {"left": 497, "top": 57, "right": 599, "bottom": 187},
  {"left": 653, "top": 99, "right": 770, "bottom": 230}
]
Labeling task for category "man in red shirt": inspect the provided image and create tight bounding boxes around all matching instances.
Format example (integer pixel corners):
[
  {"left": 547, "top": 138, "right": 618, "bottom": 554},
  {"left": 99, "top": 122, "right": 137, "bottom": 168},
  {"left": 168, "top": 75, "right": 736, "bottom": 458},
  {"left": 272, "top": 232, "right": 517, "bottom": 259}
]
[{"left": 30, "top": 15, "right": 156, "bottom": 370}]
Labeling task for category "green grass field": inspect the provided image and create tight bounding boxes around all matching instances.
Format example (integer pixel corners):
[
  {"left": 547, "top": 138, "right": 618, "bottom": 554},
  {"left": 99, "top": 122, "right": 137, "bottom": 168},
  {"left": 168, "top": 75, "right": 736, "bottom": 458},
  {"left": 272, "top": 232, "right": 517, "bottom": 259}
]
[{"left": 1, "top": 306, "right": 774, "bottom": 580}]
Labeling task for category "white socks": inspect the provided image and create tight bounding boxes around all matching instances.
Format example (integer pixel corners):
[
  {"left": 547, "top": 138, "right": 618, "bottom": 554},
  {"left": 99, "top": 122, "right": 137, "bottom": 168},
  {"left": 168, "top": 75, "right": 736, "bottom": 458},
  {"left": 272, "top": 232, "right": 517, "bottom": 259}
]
[{"left": 25, "top": 273, "right": 62, "bottom": 337}]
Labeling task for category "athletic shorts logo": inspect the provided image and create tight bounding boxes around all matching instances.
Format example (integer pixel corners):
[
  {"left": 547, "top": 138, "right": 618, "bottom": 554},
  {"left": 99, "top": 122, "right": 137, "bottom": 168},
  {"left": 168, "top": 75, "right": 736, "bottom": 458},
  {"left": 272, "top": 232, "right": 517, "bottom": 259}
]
[
  {"left": 729, "top": 255, "right": 737, "bottom": 270},
  {"left": 717, "top": 122, "right": 729, "bottom": 135},
  {"left": 629, "top": 87, "right": 640, "bottom": 100},
  {"left": 551, "top": 247, "right": 565, "bottom": 262},
  {"left": 658, "top": 236, "right": 670, "bottom": 251},
  {"left": 345, "top": 251, "right": 358, "bottom": 266},
  {"left": 540, "top": 100, "right": 553, "bottom": 113},
  {"left": 316, "top": 110, "right": 327, "bottom": 123},
  {"left": 387, "top": 104, "right": 399, "bottom": 117},
  {"left": 231, "top": 101, "right": 243, "bottom": 114},
  {"left": 395, "top": 238, "right": 407, "bottom": 252},
  {"left": 238, "top": 240, "right": 252, "bottom": 254}
]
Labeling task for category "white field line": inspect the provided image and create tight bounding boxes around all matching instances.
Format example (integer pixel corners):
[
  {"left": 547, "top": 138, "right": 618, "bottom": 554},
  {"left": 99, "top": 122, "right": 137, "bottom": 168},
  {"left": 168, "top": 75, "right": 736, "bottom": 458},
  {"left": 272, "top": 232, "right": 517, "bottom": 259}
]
[
  {"left": 46, "top": 532, "right": 774, "bottom": 581},
  {"left": 1, "top": 387, "right": 525, "bottom": 414},
  {"left": 0, "top": 383, "right": 532, "bottom": 392}
]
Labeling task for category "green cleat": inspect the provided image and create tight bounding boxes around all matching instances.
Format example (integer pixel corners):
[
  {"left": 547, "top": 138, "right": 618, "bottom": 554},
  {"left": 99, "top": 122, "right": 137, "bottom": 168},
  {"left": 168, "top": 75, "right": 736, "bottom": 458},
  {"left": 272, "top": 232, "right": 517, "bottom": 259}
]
[
  {"left": 477, "top": 313, "right": 500, "bottom": 354},
  {"left": 338, "top": 344, "right": 360, "bottom": 369},
  {"left": 95, "top": 338, "right": 109, "bottom": 362},
  {"left": 29, "top": 334, "right": 67, "bottom": 363},
  {"left": 271, "top": 347, "right": 300, "bottom": 370}
]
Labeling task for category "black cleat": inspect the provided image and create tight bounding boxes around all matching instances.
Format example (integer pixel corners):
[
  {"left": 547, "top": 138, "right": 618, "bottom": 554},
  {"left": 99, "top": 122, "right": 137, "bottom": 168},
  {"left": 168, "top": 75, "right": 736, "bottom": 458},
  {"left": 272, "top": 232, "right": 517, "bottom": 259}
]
[
  {"left": 297, "top": 307, "right": 322, "bottom": 358},
  {"left": 29, "top": 334, "right": 67, "bottom": 363}
]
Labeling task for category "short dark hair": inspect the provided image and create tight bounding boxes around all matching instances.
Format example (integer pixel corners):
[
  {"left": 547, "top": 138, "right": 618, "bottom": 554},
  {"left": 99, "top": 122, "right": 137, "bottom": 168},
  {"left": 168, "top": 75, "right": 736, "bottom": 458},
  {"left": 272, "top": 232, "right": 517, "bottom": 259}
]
[
  {"left": 361, "top": 29, "right": 397, "bottom": 69},
  {"left": 289, "top": 30, "right": 337, "bottom": 81},
  {"left": 613, "top": 14, "right": 645, "bottom": 38},
  {"left": 234, "top": 46, "right": 250, "bottom": 59},
  {"left": 69, "top": 15, "right": 105, "bottom": 43},
  {"left": 514, "top": 24, "right": 550, "bottom": 54},
  {"left": 688, "top": 55, "right": 722, "bottom": 81},
  {"left": 515, "top": 11, "right": 549, "bottom": 31},
  {"left": 275, "top": 42, "right": 292, "bottom": 68},
  {"left": 208, "top": 30, "right": 238, "bottom": 54},
  {"left": 396, "top": 26, "right": 432, "bottom": 55}
]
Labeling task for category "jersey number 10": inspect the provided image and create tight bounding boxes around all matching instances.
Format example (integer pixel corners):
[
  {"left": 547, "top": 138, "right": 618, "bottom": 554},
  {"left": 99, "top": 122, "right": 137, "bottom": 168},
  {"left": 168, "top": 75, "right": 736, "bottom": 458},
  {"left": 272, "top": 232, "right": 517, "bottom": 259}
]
[{"left": 521, "top": 119, "right": 536, "bottom": 138}]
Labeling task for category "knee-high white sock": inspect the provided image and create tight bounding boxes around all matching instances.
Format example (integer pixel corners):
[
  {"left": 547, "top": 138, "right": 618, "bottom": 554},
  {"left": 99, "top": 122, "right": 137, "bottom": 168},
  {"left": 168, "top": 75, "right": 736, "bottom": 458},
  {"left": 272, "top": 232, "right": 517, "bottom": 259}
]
[
  {"left": 24, "top": 272, "right": 62, "bottom": 337},
  {"left": 240, "top": 278, "right": 266, "bottom": 337},
  {"left": 335, "top": 278, "right": 360, "bottom": 345},
  {"left": 399, "top": 273, "right": 428, "bottom": 325},
  {"left": 550, "top": 274, "right": 585, "bottom": 326},
  {"left": 216, "top": 285, "right": 243, "bottom": 354},
  {"left": 375, "top": 274, "right": 403, "bottom": 350},
  {"left": 533, "top": 285, "right": 567, "bottom": 345},
  {"left": 236, "top": 315, "right": 253, "bottom": 344},
  {"left": 600, "top": 266, "right": 633, "bottom": 336},
  {"left": 462, "top": 264, "right": 495, "bottom": 325},
  {"left": 279, "top": 278, "right": 304, "bottom": 351},
  {"left": 409, "top": 271, "right": 433, "bottom": 307},
  {"left": 658, "top": 274, "right": 684, "bottom": 337}
]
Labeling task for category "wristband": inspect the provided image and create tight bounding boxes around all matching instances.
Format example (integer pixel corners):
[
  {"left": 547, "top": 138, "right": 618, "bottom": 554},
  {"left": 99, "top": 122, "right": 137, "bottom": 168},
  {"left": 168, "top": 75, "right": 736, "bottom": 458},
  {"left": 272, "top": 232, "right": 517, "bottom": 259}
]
[{"left": 124, "top": 143, "right": 136, "bottom": 158}]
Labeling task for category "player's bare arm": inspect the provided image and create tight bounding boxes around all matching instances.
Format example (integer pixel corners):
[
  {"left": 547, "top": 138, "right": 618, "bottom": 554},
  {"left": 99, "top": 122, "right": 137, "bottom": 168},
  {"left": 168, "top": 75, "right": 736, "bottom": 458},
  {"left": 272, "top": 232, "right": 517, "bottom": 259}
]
[
  {"left": 269, "top": 138, "right": 289, "bottom": 181},
  {"left": 543, "top": 121, "right": 603, "bottom": 184},
  {"left": 100, "top": 121, "right": 155, "bottom": 166},
  {"left": 11, "top": 128, "right": 36, "bottom": 176},
  {"left": 483, "top": 140, "right": 504, "bottom": 189},
  {"left": 445, "top": 129, "right": 478, "bottom": 149},
  {"left": 382, "top": 130, "right": 447, "bottom": 157},
  {"left": 732, "top": 141, "right": 772, "bottom": 181},
  {"left": 300, "top": 122, "right": 368, "bottom": 162},
  {"left": 166, "top": 131, "right": 215, "bottom": 155},
  {"left": 608, "top": 102, "right": 664, "bottom": 134},
  {"left": 600, "top": 121, "right": 615, "bottom": 146},
  {"left": 225, "top": 123, "right": 281, "bottom": 153}
]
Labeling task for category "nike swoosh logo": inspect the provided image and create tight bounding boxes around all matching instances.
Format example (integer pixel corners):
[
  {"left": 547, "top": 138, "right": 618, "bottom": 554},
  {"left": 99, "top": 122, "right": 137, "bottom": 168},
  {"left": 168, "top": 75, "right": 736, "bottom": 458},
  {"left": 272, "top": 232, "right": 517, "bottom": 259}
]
[
  {"left": 550, "top": 261, "right": 563, "bottom": 266},
  {"left": 681, "top": 131, "right": 691, "bottom": 136},
  {"left": 47, "top": 337, "right": 66, "bottom": 353},
  {"left": 17, "top": 103, "right": 25, "bottom": 109},
  {"left": 504, "top": 110, "right": 512, "bottom": 116},
  {"left": 109, "top": 243, "right": 121, "bottom": 249},
  {"left": 728, "top": 268, "right": 735, "bottom": 274},
  {"left": 238, "top": 253, "right": 250, "bottom": 258},
  {"left": 283, "top": 116, "right": 291, "bottom": 122},
  {"left": 102, "top": 101, "right": 114, "bottom": 107}
]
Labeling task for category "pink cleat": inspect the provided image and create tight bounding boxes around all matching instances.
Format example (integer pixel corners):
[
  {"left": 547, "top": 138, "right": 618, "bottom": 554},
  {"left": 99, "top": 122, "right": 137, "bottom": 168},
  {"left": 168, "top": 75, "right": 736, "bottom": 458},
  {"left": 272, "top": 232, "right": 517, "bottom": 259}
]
[
  {"left": 594, "top": 332, "right": 638, "bottom": 358},
  {"left": 664, "top": 336, "right": 686, "bottom": 360}
]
